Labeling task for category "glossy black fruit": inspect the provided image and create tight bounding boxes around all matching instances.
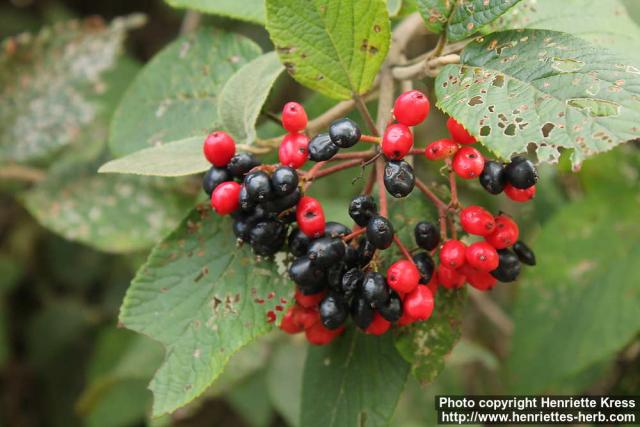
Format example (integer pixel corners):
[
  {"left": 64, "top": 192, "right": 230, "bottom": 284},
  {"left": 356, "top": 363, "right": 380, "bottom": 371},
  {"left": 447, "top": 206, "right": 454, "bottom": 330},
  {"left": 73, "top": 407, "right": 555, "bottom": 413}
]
[
  {"left": 513, "top": 241, "right": 536, "bottom": 266},
  {"left": 288, "top": 257, "right": 326, "bottom": 294},
  {"left": 413, "top": 252, "right": 435, "bottom": 284},
  {"left": 307, "top": 237, "right": 346, "bottom": 267},
  {"left": 227, "top": 153, "right": 260, "bottom": 178},
  {"left": 326, "top": 263, "right": 346, "bottom": 291},
  {"left": 324, "top": 222, "right": 351, "bottom": 238},
  {"left": 262, "top": 189, "right": 301, "bottom": 213},
  {"left": 329, "top": 118, "right": 361, "bottom": 148},
  {"left": 362, "top": 272, "right": 390, "bottom": 306},
  {"left": 356, "top": 237, "right": 376, "bottom": 267},
  {"left": 249, "top": 220, "right": 286, "bottom": 256},
  {"left": 490, "top": 249, "right": 521, "bottom": 282},
  {"left": 271, "top": 166, "right": 299, "bottom": 196},
  {"left": 288, "top": 227, "right": 311, "bottom": 257},
  {"left": 505, "top": 156, "right": 538, "bottom": 189},
  {"left": 378, "top": 291, "right": 402, "bottom": 322},
  {"left": 238, "top": 186, "right": 256, "bottom": 211},
  {"left": 202, "top": 166, "right": 230, "bottom": 195},
  {"left": 344, "top": 244, "right": 360, "bottom": 268},
  {"left": 351, "top": 294, "right": 375, "bottom": 330},
  {"left": 319, "top": 293, "right": 349, "bottom": 329},
  {"left": 232, "top": 214, "right": 255, "bottom": 242},
  {"left": 308, "top": 133, "right": 339, "bottom": 161},
  {"left": 384, "top": 160, "right": 415, "bottom": 198},
  {"left": 479, "top": 160, "right": 506, "bottom": 195},
  {"left": 349, "top": 195, "right": 377, "bottom": 227},
  {"left": 366, "top": 215, "right": 394, "bottom": 250},
  {"left": 244, "top": 171, "right": 273, "bottom": 202},
  {"left": 414, "top": 221, "right": 439, "bottom": 251},
  {"left": 341, "top": 268, "right": 364, "bottom": 296}
]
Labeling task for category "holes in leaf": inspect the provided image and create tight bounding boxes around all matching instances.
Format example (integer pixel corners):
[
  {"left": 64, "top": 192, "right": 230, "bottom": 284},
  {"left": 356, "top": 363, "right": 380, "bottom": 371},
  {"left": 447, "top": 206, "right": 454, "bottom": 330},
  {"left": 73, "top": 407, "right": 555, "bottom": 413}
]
[
  {"left": 504, "top": 124, "right": 517, "bottom": 136},
  {"left": 468, "top": 96, "right": 484, "bottom": 106},
  {"left": 541, "top": 122, "right": 555, "bottom": 138},
  {"left": 480, "top": 126, "right": 491, "bottom": 137},
  {"left": 492, "top": 75, "right": 505, "bottom": 87}
]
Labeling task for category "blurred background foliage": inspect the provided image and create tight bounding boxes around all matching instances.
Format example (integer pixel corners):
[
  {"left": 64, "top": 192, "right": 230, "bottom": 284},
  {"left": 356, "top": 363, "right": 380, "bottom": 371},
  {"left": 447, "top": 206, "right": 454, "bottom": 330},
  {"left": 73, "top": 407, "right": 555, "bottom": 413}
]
[{"left": 1, "top": 0, "right": 639, "bottom": 426}]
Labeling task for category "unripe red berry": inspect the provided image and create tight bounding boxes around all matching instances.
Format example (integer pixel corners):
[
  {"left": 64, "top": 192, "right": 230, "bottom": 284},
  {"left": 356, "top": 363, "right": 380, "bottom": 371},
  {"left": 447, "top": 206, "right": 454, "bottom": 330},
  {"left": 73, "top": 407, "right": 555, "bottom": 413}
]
[
  {"left": 280, "top": 306, "right": 304, "bottom": 334},
  {"left": 453, "top": 146, "right": 485, "bottom": 179},
  {"left": 403, "top": 285, "right": 434, "bottom": 320},
  {"left": 440, "top": 239, "right": 466, "bottom": 269},
  {"left": 485, "top": 214, "right": 519, "bottom": 249},
  {"left": 296, "top": 196, "right": 326, "bottom": 238},
  {"left": 459, "top": 265, "right": 497, "bottom": 291},
  {"left": 279, "top": 133, "right": 309, "bottom": 169},
  {"left": 295, "top": 288, "right": 325, "bottom": 309},
  {"left": 437, "top": 265, "right": 466, "bottom": 289},
  {"left": 305, "top": 322, "right": 344, "bottom": 345},
  {"left": 210, "top": 181, "right": 241, "bottom": 215},
  {"left": 364, "top": 312, "right": 391, "bottom": 335},
  {"left": 393, "top": 90, "right": 430, "bottom": 126},
  {"left": 446, "top": 117, "right": 476, "bottom": 145},
  {"left": 465, "top": 241, "right": 500, "bottom": 272},
  {"left": 426, "top": 273, "right": 439, "bottom": 295},
  {"left": 425, "top": 138, "right": 459, "bottom": 161},
  {"left": 387, "top": 260, "right": 420, "bottom": 294},
  {"left": 397, "top": 310, "right": 417, "bottom": 327},
  {"left": 460, "top": 205, "right": 496, "bottom": 236},
  {"left": 504, "top": 183, "right": 536, "bottom": 202},
  {"left": 203, "top": 131, "right": 236, "bottom": 167},
  {"left": 281, "top": 102, "right": 308, "bottom": 133},
  {"left": 382, "top": 123, "right": 413, "bottom": 160}
]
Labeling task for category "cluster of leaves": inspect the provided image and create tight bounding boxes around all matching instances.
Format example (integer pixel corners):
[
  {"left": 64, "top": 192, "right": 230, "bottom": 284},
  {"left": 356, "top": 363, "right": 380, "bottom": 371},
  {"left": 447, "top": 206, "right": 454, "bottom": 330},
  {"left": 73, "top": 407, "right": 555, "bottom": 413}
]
[{"left": 1, "top": 0, "right": 640, "bottom": 426}]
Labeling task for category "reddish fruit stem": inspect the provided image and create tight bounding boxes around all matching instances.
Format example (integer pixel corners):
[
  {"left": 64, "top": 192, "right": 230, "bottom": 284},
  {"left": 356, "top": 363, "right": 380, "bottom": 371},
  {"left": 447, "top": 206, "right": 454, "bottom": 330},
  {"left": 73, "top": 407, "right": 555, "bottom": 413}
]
[
  {"left": 393, "top": 236, "right": 414, "bottom": 263},
  {"left": 360, "top": 134, "right": 381, "bottom": 144},
  {"left": 329, "top": 151, "right": 376, "bottom": 161},
  {"left": 414, "top": 178, "right": 448, "bottom": 211},
  {"left": 363, "top": 165, "right": 377, "bottom": 196},
  {"left": 408, "top": 148, "right": 425, "bottom": 156},
  {"left": 311, "top": 159, "right": 363, "bottom": 180},
  {"left": 375, "top": 159, "right": 389, "bottom": 217},
  {"left": 446, "top": 159, "right": 459, "bottom": 209},
  {"left": 342, "top": 227, "right": 367, "bottom": 241},
  {"left": 439, "top": 211, "right": 448, "bottom": 242}
]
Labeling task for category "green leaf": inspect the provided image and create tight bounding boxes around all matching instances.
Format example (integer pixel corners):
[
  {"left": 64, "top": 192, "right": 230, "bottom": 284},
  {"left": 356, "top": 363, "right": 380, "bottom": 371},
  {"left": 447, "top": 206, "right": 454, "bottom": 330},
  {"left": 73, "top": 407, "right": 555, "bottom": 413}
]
[
  {"left": 447, "top": 0, "right": 523, "bottom": 41},
  {"left": 301, "top": 330, "right": 409, "bottom": 427},
  {"left": 435, "top": 29, "right": 640, "bottom": 168},
  {"left": 395, "top": 289, "right": 466, "bottom": 382},
  {"left": 165, "top": 0, "right": 265, "bottom": 24},
  {"left": 387, "top": 0, "right": 403, "bottom": 17},
  {"left": 119, "top": 206, "right": 292, "bottom": 416},
  {"left": 415, "top": 0, "right": 453, "bottom": 34},
  {"left": 0, "top": 15, "right": 143, "bottom": 163},
  {"left": 265, "top": 0, "right": 391, "bottom": 100},
  {"left": 218, "top": 51, "right": 284, "bottom": 145},
  {"left": 98, "top": 136, "right": 208, "bottom": 177},
  {"left": 23, "top": 160, "right": 194, "bottom": 253},
  {"left": 509, "top": 193, "right": 640, "bottom": 392},
  {"left": 226, "top": 372, "right": 275, "bottom": 427},
  {"left": 266, "top": 340, "right": 306, "bottom": 427},
  {"left": 109, "top": 28, "right": 261, "bottom": 156}
]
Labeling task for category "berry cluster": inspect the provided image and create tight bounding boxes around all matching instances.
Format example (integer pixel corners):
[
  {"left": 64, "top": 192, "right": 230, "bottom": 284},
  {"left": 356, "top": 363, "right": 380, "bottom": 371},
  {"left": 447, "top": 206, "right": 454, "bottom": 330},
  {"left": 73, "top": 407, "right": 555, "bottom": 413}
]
[{"left": 200, "top": 90, "right": 538, "bottom": 346}]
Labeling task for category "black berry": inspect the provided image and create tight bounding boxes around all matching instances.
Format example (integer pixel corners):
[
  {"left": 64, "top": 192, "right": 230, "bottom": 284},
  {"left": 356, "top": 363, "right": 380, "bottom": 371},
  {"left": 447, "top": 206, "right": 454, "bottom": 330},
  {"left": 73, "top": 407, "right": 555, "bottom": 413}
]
[
  {"left": 238, "top": 186, "right": 256, "bottom": 211},
  {"left": 414, "top": 221, "right": 439, "bottom": 251},
  {"left": 319, "top": 293, "right": 349, "bottom": 329},
  {"left": 505, "top": 156, "right": 538, "bottom": 189},
  {"left": 356, "top": 237, "right": 376, "bottom": 267},
  {"left": 362, "top": 272, "right": 390, "bottom": 306},
  {"left": 490, "top": 249, "right": 521, "bottom": 282},
  {"left": 288, "top": 257, "right": 326, "bottom": 294},
  {"left": 271, "top": 166, "right": 299, "bottom": 196},
  {"left": 249, "top": 220, "right": 286, "bottom": 256},
  {"left": 378, "top": 291, "right": 402, "bottom": 322},
  {"left": 413, "top": 252, "right": 435, "bottom": 284},
  {"left": 341, "top": 267, "right": 364, "bottom": 296},
  {"left": 324, "top": 222, "right": 351, "bottom": 238},
  {"left": 232, "top": 214, "right": 257, "bottom": 242},
  {"left": 326, "top": 263, "right": 346, "bottom": 291},
  {"left": 479, "top": 160, "right": 506, "bottom": 195},
  {"left": 263, "top": 189, "right": 301, "bottom": 213},
  {"left": 366, "top": 215, "right": 394, "bottom": 250},
  {"left": 203, "top": 166, "right": 230, "bottom": 195},
  {"left": 329, "top": 118, "right": 361, "bottom": 148},
  {"left": 308, "top": 133, "right": 339, "bottom": 161},
  {"left": 344, "top": 244, "right": 360, "bottom": 268},
  {"left": 513, "top": 241, "right": 536, "bottom": 266},
  {"left": 307, "top": 237, "right": 346, "bottom": 267},
  {"left": 227, "top": 152, "right": 260, "bottom": 178},
  {"left": 244, "top": 171, "right": 273, "bottom": 202},
  {"left": 349, "top": 195, "right": 377, "bottom": 227},
  {"left": 288, "top": 227, "right": 311, "bottom": 257},
  {"left": 350, "top": 293, "right": 375, "bottom": 330},
  {"left": 384, "top": 160, "right": 415, "bottom": 198}
]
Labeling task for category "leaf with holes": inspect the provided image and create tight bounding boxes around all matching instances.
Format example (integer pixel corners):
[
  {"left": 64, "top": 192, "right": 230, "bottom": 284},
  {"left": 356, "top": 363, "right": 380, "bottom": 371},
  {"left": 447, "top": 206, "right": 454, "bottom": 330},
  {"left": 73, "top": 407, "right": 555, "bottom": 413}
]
[
  {"left": 395, "top": 289, "right": 466, "bottom": 382},
  {"left": 165, "top": 0, "right": 265, "bottom": 24},
  {"left": 265, "top": 0, "right": 390, "bottom": 100},
  {"left": 415, "top": 0, "right": 453, "bottom": 34},
  {"left": 436, "top": 29, "right": 640, "bottom": 168},
  {"left": 509, "top": 192, "right": 640, "bottom": 392},
  {"left": 0, "top": 15, "right": 143, "bottom": 163},
  {"left": 119, "top": 206, "right": 292, "bottom": 416},
  {"left": 109, "top": 28, "right": 261, "bottom": 156},
  {"left": 301, "top": 330, "right": 409, "bottom": 427},
  {"left": 218, "top": 51, "right": 284, "bottom": 145},
  {"left": 447, "top": 0, "right": 523, "bottom": 41}
]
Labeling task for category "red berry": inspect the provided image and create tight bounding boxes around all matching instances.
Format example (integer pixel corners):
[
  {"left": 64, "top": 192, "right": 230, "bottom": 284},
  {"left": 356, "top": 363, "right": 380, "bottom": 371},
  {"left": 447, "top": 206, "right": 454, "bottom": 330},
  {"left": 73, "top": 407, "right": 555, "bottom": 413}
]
[
  {"left": 295, "top": 288, "right": 325, "bottom": 308},
  {"left": 446, "top": 117, "right": 476, "bottom": 145},
  {"left": 365, "top": 312, "right": 391, "bottom": 335},
  {"left": 293, "top": 304, "right": 320, "bottom": 329},
  {"left": 437, "top": 265, "right": 466, "bottom": 289},
  {"left": 403, "top": 285, "right": 434, "bottom": 320},
  {"left": 203, "top": 131, "right": 236, "bottom": 167},
  {"left": 393, "top": 90, "right": 430, "bottom": 126},
  {"left": 465, "top": 241, "right": 499, "bottom": 272},
  {"left": 440, "top": 239, "right": 466, "bottom": 269},
  {"left": 296, "top": 196, "right": 326, "bottom": 238},
  {"left": 382, "top": 123, "right": 413, "bottom": 160},
  {"left": 387, "top": 260, "right": 420, "bottom": 294},
  {"left": 459, "top": 265, "right": 497, "bottom": 291},
  {"left": 305, "top": 322, "right": 344, "bottom": 345},
  {"left": 279, "top": 133, "right": 309, "bottom": 169},
  {"left": 425, "top": 138, "right": 459, "bottom": 161},
  {"left": 485, "top": 214, "right": 519, "bottom": 249},
  {"left": 453, "top": 146, "right": 484, "bottom": 179},
  {"left": 281, "top": 102, "right": 308, "bottom": 133},
  {"left": 397, "top": 310, "right": 417, "bottom": 327},
  {"left": 210, "top": 181, "right": 241, "bottom": 215},
  {"left": 426, "top": 273, "right": 439, "bottom": 295},
  {"left": 460, "top": 205, "right": 495, "bottom": 236},
  {"left": 280, "top": 306, "right": 304, "bottom": 334},
  {"left": 504, "top": 183, "right": 536, "bottom": 202}
]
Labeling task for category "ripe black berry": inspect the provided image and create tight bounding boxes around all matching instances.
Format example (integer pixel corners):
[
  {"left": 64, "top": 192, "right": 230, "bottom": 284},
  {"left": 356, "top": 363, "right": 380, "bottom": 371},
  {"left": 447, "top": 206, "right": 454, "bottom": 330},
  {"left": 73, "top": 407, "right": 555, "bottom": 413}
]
[
  {"left": 227, "top": 152, "right": 260, "bottom": 178},
  {"left": 307, "top": 237, "right": 346, "bottom": 267},
  {"left": 202, "top": 166, "right": 230, "bottom": 195},
  {"left": 356, "top": 237, "right": 376, "bottom": 267},
  {"left": 271, "top": 166, "right": 299, "bottom": 196},
  {"left": 362, "top": 272, "right": 390, "bottom": 306},
  {"left": 327, "top": 263, "right": 346, "bottom": 290},
  {"left": 341, "top": 267, "right": 364, "bottom": 296},
  {"left": 244, "top": 171, "right": 273, "bottom": 202},
  {"left": 490, "top": 249, "right": 521, "bottom": 282},
  {"left": 505, "top": 156, "right": 538, "bottom": 189},
  {"left": 344, "top": 244, "right": 360, "bottom": 268},
  {"left": 349, "top": 195, "right": 377, "bottom": 227},
  {"left": 351, "top": 293, "right": 375, "bottom": 330},
  {"left": 319, "top": 293, "right": 349, "bottom": 330},
  {"left": 288, "top": 227, "right": 311, "bottom": 257},
  {"left": 413, "top": 252, "right": 435, "bottom": 284},
  {"left": 239, "top": 186, "right": 256, "bottom": 211},
  {"left": 308, "top": 133, "right": 339, "bottom": 161},
  {"left": 232, "top": 214, "right": 257, "bottom": 242},
  {"left": 325, "top": 222, "right": 351, "bottom": 238},
  {"left": 378, "top": 291, "right": 402, "bottom": 322},
  {"left": 513, "top": 241, "right": 536, "bottom": 266},
  {"left": 263, "top": 189, "right": 301, "bottom": 213},
  {"left": 366, "top": 215, "right": 394, "bottom": 249},
  {"left": 479, "top": 160, "right": 506, "bottom": 195},
  {"left": 329, "top": 118, "right": 361, "bottom": 148},
  {"left": 288, "top": 257, "right": 326, "bottom": 294},
  {"left": 249, "top": 220, "right": 286, "bottom": 256},
  {"left": 384, "top": 160, "right": 415, "bottom": 198},
  {"left": 414, "top": 221, "right": 439, "bottom": 251}
]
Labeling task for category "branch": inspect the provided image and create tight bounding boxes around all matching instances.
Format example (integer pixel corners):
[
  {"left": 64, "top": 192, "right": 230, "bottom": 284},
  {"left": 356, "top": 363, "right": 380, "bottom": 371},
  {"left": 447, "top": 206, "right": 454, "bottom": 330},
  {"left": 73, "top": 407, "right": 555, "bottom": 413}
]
[
  {"left": 179, "top": 10, "right": 201, "bottom": 34},
  {"left": 468, "top": 290, "right": 514, "bottom": 337},
  {"left": 0, "top": 164, "right": 45, "bottom": 183},
  {"left": 392, "top": 53, "right": 461, "bottom": 80}
]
